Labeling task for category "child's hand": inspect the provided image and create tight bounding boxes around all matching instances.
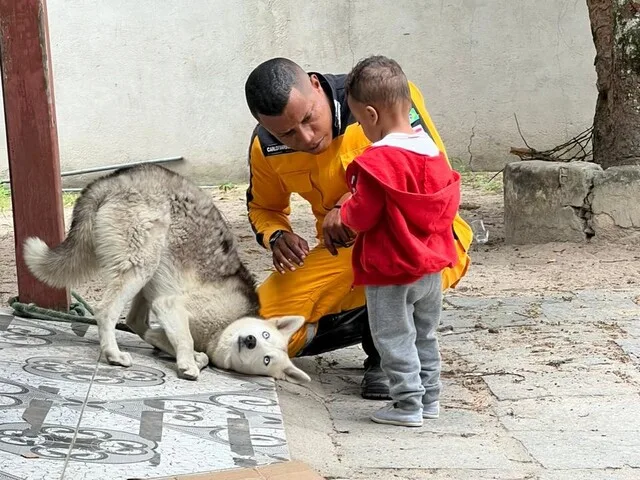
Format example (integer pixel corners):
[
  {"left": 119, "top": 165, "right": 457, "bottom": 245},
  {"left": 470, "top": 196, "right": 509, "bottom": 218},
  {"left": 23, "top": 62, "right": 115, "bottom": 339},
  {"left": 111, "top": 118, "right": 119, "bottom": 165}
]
[{"left": 322, "top": 206, "right": 355, "bottom": 256}]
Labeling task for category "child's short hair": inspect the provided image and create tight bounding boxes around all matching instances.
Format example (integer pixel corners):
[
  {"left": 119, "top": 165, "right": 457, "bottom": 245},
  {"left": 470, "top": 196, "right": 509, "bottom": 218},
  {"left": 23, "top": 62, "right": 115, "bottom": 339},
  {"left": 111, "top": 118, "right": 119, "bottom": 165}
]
[{"left": 345, "top": 55, "right": 411, "bottom": 108}]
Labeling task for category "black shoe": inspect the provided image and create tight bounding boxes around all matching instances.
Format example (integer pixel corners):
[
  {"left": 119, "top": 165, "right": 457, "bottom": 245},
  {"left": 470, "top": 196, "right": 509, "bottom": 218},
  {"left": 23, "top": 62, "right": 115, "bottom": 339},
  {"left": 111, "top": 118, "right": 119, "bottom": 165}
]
[
  {"left": 360, "top": 317, "right": 390, "bottom": 400},
  {"left": 361, "top": 363, "right": 390, "bottom": 400}
]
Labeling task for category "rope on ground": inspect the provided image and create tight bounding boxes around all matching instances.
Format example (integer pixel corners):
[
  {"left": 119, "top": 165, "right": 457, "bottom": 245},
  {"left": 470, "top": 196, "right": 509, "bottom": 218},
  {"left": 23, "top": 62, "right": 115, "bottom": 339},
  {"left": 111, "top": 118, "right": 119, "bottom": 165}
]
[{"left": 7, "top": 291, "right": 132, "bottom": 332}]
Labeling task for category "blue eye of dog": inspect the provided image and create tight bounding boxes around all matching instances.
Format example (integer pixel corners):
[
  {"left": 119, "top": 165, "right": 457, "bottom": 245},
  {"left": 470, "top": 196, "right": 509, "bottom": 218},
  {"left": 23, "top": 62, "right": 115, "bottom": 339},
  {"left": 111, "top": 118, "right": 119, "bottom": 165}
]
[
  {"left": 262, "top": 331, "right": 270, "bottom": 339},
  {"left": 263, "top": 356, "right": 270, "bottom": 366}
]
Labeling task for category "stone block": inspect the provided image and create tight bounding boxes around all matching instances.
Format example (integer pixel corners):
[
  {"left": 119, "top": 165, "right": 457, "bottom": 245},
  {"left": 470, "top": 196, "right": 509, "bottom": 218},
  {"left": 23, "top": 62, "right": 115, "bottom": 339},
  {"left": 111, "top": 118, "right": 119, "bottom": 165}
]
[
  {"left": 590, "top": 165, "right": 640, "bottom": 243},
  {"left": 503, "top": 161, "right": 602, "bottom": 244}
]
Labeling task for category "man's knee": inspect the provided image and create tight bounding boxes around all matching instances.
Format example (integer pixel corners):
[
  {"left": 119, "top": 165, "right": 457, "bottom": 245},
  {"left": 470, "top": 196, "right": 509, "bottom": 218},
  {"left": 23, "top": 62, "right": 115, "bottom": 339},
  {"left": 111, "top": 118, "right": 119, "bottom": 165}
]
[
  {"left": 296, "top": 306, "right": 369, "bottom": 357},
  {"left": 257, "top": 270, "right": 315, "bottom": 321},
  {"left": 442, "top": 245, "right": 471, "bottom": 290},
  {"left": 255, "top": 245, "right": 365, "bottom": 356},
  {"left": 258, "top": 246, "right": 357, "bottom": 318}
]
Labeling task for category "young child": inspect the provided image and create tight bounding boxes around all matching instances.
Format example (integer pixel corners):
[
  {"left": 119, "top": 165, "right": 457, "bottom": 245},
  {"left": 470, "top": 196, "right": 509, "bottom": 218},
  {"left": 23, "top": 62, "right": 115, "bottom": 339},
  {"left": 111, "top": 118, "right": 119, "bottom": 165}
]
[{"left": 339, "top": 55, "right": 461, "bottom": 427}]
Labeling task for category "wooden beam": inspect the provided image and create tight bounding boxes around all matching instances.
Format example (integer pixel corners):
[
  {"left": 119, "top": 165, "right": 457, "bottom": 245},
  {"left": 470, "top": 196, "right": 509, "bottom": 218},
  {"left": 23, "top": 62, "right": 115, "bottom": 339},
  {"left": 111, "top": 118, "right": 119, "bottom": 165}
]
[{"left": 0, "top": 0, "right": 69, "bottom": 310}]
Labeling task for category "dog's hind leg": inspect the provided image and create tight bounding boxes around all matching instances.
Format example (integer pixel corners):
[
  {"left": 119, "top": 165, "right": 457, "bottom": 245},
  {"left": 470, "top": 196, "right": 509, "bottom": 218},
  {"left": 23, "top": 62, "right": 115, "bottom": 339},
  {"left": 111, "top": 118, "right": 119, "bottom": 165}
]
[
  {"left": 192, "top": 351, "right": 210, "bottom": 370},
  {"left": 126, "top": 292, "right": 208, "bottom": 367},
  {"left": 150, "top": 295, "right": 203, "bottom": 380},
  {"left": 132, "top": 293, "right": 207, "bottom": 370},
  {"left": 93, "top": 201, "right": 168, "bottom": 367},
  {"left": 95, "top": 272, "right": 150, "bottom": 367},
  {"left": 126, "top": 293, "right": 205, "bottom": 369},
  {"left": 125, "top": 292, "right": 150, "bottom": 340}
]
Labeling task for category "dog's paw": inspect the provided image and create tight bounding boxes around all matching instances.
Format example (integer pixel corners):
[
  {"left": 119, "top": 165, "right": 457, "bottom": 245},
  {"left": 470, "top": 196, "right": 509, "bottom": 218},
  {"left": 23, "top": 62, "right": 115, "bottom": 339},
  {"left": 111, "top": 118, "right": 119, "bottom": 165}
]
[
  {"left": 104, "top": 350, "right": 133, "bottom": 367},
  {"left": 178, "top": 363, "right": 200, "bottom": 381},
  {"left": 194, "top": 352, "right": 209, "bottom": 370}
]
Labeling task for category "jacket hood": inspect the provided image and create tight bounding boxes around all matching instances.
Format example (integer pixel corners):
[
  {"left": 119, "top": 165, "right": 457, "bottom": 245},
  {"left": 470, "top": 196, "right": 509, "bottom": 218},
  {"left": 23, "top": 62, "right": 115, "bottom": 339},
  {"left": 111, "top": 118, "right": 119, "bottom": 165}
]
[{"left": 352, "top": 134, "right": 461, "bottom": 236}]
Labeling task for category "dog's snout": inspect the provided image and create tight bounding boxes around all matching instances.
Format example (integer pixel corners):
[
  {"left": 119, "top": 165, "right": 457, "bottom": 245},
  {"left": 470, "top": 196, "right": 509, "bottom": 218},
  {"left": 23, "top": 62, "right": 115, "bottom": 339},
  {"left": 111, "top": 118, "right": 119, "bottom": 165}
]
[{"left": 243, "top": 335, "right": 257, "bottom": 349}]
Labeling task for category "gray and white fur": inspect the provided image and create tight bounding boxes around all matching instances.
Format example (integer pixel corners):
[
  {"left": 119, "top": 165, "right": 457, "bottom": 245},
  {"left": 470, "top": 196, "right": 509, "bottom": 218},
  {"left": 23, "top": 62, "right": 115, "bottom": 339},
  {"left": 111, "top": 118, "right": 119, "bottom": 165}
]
[{"left": 23, "top": 164, "right": 310, "bottom": 383}]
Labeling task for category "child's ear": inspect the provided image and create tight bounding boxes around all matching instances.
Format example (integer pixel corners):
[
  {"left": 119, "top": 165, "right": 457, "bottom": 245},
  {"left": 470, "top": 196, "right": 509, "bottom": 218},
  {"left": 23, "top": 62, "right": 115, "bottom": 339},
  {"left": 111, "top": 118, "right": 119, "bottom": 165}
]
[{"left": 365, "top": 105, "right": 379, "bottom": 124}]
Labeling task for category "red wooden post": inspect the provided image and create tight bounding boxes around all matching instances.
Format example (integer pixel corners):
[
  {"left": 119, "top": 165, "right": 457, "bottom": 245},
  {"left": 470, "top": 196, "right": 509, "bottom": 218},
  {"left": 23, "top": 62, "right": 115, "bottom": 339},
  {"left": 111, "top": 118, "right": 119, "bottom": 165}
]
[{"left": 0, "top": 0, "right": 69, "bottom": 309}]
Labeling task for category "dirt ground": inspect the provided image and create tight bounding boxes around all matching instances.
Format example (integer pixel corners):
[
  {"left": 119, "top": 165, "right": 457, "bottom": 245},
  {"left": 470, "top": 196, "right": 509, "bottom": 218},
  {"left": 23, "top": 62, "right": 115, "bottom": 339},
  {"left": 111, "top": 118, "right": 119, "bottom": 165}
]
[{"left": 0, "top": 172, "right": 638, "bottom": 308}]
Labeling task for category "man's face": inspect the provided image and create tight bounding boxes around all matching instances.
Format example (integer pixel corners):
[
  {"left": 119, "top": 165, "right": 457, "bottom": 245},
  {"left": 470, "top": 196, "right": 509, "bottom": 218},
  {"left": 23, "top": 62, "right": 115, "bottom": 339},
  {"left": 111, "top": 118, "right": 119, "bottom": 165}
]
[{"left": 257, "top": 75, "right": 334, "bottom": 154}]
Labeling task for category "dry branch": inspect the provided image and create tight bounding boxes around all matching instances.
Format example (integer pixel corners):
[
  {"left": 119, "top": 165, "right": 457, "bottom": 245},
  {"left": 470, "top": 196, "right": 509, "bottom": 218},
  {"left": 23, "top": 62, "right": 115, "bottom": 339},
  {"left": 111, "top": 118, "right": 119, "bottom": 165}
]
[{"left": 509, "top": 114, "right": 594, "bottom": 163}]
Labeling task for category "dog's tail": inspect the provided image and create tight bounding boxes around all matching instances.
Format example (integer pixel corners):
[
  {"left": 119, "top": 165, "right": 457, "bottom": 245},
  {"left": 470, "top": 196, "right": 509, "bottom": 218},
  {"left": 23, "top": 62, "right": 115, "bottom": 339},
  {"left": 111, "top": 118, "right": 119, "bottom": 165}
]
[{"left": 23, "top": 195, "right": 99, "bottom": 288}]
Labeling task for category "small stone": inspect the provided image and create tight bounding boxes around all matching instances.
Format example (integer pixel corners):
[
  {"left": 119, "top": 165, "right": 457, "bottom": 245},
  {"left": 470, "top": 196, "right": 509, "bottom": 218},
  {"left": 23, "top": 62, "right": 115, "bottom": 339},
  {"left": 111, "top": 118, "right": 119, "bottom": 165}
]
[{"left": 460, "top": 202, "right": 481, "bottom": 210}]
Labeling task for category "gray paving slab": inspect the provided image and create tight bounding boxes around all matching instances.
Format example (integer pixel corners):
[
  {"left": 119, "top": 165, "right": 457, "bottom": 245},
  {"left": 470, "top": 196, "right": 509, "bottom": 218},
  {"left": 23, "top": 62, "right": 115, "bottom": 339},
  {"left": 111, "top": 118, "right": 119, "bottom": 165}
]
[
  {"left": 495, "top": 395, "right": 640, "bottom": 432},
  {"left": 512, "top": 430, "right": 640, "bottom": 469},
  {"left": 331, "top": 399, "right": 498, "bottom": 436},
  {"left": 482, "top": 370, "right": 637, "bottom": 401},
  {"left": 338, "top": 431, "right": 535, "bottom": 470},
  {"left": 277, "top": 289, "right": 640, "bottom": 479},
  {"left": 327, "top": 468, "right": 537, "bottom": 480},
  {"left": 537, "top": 469, "right": 640, "bottom": 480},
  {"left": 616, "top": 338, "right": 640, "bottom": 362},
  {"left": 619, "top": 320, "right": 640, "bottom": 338}
]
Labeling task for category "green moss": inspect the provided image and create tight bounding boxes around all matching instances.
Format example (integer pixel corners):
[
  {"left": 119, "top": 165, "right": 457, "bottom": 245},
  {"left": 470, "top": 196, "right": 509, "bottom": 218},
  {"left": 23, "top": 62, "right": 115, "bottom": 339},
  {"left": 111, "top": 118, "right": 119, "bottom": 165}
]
[
  {"left": 460, "top": 171, "right": 503, "bottom": 194},
  {"left": 0, "top": 184, "right": 78, "bottom": 212},
  {"left": 450, "top": 158, "right": 503, "bottom": 194}
]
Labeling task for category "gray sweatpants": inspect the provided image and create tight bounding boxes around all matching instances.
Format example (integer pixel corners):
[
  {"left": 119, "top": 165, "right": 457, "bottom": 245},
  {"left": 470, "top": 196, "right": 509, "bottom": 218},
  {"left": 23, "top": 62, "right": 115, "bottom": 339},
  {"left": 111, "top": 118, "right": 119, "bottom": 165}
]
[{"left": 365, "top": 272, "right": 443, "bottom": 410}]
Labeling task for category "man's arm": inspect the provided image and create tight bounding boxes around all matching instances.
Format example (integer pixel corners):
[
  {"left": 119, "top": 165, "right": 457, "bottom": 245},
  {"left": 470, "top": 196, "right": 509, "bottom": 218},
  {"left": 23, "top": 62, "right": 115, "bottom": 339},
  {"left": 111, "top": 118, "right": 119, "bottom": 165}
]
[
  {"left": 246, "top": 133, "right": 292, "bottom": 249},
  {"left": 246, "top": 133, "right": 310, "bottom": 273},
  {"left": 340, "top": 166, "right": 384, "bottom": 233}
]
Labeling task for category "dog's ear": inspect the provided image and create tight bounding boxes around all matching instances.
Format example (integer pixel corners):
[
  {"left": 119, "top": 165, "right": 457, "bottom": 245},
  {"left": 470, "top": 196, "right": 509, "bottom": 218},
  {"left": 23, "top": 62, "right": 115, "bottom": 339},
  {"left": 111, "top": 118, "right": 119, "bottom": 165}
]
[
  {"left": 281, "top": 361, "right": 311, "bottom": 384},
  {"left": 270, "top": 315, "right": 306, "bottom": 339}
]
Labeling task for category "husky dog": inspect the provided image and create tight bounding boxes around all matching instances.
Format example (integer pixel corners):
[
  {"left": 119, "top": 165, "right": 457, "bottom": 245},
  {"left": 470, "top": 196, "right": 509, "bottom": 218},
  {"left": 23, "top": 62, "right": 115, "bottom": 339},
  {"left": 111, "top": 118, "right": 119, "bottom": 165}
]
[{"left": 23, "top": 164, "right": 310, "bottom": 383}]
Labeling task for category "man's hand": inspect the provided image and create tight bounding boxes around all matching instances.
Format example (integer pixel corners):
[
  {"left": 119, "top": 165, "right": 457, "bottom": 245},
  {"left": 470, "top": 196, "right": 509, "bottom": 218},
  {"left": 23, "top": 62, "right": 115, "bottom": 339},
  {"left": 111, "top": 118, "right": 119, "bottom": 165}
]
[
  {"left": 271, "top": 231, "right": 310, "bottom": 274},
  {"left": 322, "top": 193, "right": 355, "bottom": 256}
]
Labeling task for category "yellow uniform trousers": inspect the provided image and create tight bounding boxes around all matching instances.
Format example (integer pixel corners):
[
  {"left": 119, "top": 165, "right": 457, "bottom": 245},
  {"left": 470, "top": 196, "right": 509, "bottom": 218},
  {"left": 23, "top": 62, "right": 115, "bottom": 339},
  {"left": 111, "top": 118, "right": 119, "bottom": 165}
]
[{"left": 258, "top": 213, "right": 471, "bottom": 357}]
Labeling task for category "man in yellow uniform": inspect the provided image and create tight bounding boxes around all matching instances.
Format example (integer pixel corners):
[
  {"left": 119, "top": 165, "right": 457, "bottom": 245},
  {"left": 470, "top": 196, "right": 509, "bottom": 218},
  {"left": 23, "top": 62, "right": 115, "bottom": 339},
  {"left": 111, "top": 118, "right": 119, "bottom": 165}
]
[{"left": 244, "top": 58, "right": 472, "bottom": 399}]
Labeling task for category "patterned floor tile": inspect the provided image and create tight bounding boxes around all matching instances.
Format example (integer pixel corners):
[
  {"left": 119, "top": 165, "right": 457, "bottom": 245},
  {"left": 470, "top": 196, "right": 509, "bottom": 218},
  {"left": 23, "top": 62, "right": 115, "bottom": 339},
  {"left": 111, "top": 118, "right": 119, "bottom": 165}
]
[{"left": 0, "top": 313, "right": 290, "bottom": 479}]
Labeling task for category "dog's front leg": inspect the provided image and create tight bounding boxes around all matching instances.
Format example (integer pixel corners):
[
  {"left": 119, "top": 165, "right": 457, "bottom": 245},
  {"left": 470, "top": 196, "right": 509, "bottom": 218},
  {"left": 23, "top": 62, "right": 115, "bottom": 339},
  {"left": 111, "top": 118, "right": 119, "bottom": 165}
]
[
  {"left": 150, "top": 295, "right": 201, "bottom": 380},
  {"left": 144, "top": 328, "right": 208, "bottom": 370}
]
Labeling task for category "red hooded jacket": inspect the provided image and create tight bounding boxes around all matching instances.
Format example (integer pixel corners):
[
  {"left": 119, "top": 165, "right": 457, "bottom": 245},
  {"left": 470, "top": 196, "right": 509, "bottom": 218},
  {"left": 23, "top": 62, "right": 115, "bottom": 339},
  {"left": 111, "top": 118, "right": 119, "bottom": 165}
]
[{"left": 340, "top": 131, "right": 461, "bottom": 286}]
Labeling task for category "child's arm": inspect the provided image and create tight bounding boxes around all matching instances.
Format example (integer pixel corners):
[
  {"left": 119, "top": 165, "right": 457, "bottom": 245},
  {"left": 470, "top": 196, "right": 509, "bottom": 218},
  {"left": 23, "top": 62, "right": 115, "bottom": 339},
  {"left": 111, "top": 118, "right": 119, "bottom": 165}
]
[{"left": 340, "top": 168, "right": 385, "bottom": 233}]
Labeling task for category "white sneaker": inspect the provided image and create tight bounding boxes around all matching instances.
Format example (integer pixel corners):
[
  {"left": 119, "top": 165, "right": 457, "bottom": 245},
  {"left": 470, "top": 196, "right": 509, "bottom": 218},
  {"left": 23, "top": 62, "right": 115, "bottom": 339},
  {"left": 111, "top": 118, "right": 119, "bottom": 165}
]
[
  {"left": 422, "top": 400, "right": 440, "bottom": 419},
  {"left": 370, "top": 402, "right": 423, "bottom": 427}
]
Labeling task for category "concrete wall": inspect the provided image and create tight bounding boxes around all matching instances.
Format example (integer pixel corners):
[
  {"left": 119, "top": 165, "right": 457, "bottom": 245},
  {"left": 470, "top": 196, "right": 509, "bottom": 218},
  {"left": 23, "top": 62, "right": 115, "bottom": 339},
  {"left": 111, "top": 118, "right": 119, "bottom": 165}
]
[{"left": 0, "top": 0, "right": 597, "bottom": 185}]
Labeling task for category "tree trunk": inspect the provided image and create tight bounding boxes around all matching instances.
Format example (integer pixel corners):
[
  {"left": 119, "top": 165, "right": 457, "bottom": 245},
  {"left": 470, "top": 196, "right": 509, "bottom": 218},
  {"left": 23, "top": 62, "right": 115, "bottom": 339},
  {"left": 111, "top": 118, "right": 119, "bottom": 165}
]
[{"left": 587, "top": 0, "right": 640, "bottom": 169}]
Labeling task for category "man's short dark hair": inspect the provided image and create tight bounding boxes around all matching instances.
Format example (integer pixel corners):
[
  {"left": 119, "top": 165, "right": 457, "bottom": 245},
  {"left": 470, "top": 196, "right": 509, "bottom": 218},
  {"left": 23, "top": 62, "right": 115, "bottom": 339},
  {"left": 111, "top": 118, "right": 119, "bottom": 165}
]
[
  {"left": 345, "top": 55, "right": 411, "bottom": 108},
  {"left": 244, "top": 57, "right": 307, "bottom": 118}
]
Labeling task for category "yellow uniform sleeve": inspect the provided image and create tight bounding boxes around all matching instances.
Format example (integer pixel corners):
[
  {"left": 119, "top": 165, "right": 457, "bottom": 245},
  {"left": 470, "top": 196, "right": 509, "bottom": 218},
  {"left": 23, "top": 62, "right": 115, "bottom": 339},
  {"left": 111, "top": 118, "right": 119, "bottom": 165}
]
[
  {"left": 408, "top": 81, "right": 451, "bottom": 165},
  {"left": 246, "top": 134, "right": 292, "bottom": 249},
  {"left": 408, "top": 80, "right": 474, "bottom": 287}
]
